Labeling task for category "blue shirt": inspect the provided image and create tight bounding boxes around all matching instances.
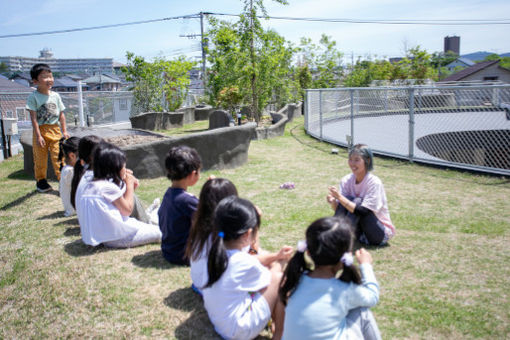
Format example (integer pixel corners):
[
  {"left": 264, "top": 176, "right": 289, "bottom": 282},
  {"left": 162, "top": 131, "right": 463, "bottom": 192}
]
[
  {"left": 158, "top": 187, "right": 198, "bottom": 265},
  {"left": 282, "top": 264, "right": 379, "bottom": 340}
]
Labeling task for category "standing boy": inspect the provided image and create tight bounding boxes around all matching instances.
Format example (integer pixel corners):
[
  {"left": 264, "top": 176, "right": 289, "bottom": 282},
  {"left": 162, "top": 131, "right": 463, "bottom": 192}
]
[
  {"left": 26, "top": 63, "right": 69, "bottom": 192},
  {"left": 159, "top": 145, "right": 202, "bottom": 265}
]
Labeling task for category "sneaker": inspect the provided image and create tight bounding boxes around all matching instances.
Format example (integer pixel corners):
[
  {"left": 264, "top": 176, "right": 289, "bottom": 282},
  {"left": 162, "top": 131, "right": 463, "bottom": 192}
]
[{"left": 36, "top": 179, "right": 52, "bottom": 193}]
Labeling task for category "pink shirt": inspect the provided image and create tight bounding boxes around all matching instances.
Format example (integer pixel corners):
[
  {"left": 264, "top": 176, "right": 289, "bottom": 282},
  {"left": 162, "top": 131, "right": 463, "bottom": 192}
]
[{"left": 340, "top": 172, "right": 395, "bottom": 236}]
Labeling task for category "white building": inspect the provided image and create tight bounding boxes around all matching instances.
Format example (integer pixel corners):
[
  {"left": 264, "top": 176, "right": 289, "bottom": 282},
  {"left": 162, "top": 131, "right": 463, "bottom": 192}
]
[{"left": 0, "top": 48, "right": 113, "bottom": 74}]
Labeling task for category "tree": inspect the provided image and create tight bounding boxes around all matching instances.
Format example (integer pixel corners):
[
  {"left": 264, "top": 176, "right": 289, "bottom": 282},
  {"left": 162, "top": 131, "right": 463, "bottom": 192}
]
[
  {"left": 298, "top": 34, "right": 344, "bottom": 88},
  {"left": 122, "top": 52, "right": 195, "bottom": 114},
  {"left": 206, "top": 2, "right": 295, "bottom": 123},
  {"left": 0, "top": 62, "right": 9, "bottom": 74}
]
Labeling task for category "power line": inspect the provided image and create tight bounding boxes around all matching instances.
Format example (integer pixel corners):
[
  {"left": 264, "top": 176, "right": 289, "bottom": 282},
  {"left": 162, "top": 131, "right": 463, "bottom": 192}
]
[
  {"left": 209, "top": 12, "right": 510, "bottom": 25},
  {"left": 1, "top": 12, "right": 510, "bottom": 40},
  {"left": 0, "top": 14, "right": 200, "bottom": 39}
]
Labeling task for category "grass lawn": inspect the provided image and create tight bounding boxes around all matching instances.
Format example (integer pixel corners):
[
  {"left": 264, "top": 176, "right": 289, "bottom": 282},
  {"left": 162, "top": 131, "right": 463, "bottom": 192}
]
[{"left": 1, "top": 117, "right": 509, "bottom": 339}]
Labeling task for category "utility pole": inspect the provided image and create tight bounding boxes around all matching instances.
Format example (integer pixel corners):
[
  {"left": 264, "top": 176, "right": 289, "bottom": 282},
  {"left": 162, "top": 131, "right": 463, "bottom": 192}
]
[{"left": 179, "top": 12, "right": 208, "bottom": 88}]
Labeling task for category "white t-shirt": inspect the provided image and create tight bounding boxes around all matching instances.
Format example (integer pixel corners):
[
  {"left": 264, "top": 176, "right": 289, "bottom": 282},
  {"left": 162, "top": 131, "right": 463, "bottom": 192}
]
[
  {"left": 202, "top": 249, "right": 272, "bottom": 340},
  {"left": 59, "top": 165, "right": 75, "bottom": 216},
  {"left": 340, "top": 172, "right": 395, "bottom": 236},
  {"left": 77, "top": 179, "right": 139, "bottom": 246},
  {"left": 190, "top": 235, "right": 212, "bottom": 290},
  {"left": 75, "top": 169, "right": 93, "bottom": 217}
]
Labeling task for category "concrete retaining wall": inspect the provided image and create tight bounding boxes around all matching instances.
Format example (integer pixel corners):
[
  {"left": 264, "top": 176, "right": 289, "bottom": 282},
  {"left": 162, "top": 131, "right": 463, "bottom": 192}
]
[
  {"left": 253, "top": 115, "right": 288, "bottom": 140},
  {"left": 129, "top": 112, "right": 183, "bottom": 130},
  {"left": 20, "top": 123, "right": 256, "bottom": 180}
]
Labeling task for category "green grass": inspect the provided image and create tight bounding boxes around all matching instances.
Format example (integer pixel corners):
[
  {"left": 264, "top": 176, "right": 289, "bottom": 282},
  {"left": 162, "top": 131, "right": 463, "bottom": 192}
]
[{"left": 1, "top": 117, "right": 509, "bottom": 339}]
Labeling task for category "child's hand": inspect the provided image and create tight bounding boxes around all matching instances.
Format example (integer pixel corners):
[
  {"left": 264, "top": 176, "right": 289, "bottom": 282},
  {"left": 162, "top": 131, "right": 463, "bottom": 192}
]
[
  {"left": 355, "top": 248, "right": 373, "bottom": 265},
  {"left": 328, "top": 186, "right": 341, "bottom": 200},
  {"left": 327, "top": 194, "right": 338, "bottom": 210},
  {"left": 207, "top": 174, "right": 216, "bottom": 180},
  {"left": 63, "top": 132, "right": 70, "bottom": 139},
  {"left": 277, "top": 246, "right": 294, "bottom": 262},
  {"left": 37, "top": 136, "right": 45, "bottom": 148}
]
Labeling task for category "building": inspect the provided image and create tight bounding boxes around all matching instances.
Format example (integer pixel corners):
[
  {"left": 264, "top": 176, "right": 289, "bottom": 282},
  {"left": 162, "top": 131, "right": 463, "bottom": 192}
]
[
  {"left": 53, "top": 76, "right": 89, "bottom": 92},
  {"left": 0, "top": 48, "right": 113, "bottom": 74},
  {"left": 445, "top": 57, "right": 475, "bottom": 72},
  {"left": 440, "top": 60, "right": 510, "bottom": 83},
  {"left": 82, "top": 74, "right": 121, "bottom": 91},
  {"left": 444, "top": 36, "right": 460, "bottom": 55},
  {"left": 0, "top": 76, "right": 31, "bottom": 121}
]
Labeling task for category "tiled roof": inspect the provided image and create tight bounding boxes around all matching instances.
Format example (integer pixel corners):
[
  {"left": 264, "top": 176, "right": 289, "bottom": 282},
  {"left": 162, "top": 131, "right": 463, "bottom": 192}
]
[
  {"left": 54, "top": 76, "right": 79, "bottom": 88},
  {"left": 82, "top": 74, "right": 120, "bottom": 84},
  {"left": 440, "top": 60, "right": 500, "bottom": 82},
  {"left": 0, "top": 77, "right": 31, "bottom": 92}
]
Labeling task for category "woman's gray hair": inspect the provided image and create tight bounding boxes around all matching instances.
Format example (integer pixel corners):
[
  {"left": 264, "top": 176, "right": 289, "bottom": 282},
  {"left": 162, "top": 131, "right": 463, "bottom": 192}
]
[{"left": 349, "top": 144, "right": 374, "bottom": 171}]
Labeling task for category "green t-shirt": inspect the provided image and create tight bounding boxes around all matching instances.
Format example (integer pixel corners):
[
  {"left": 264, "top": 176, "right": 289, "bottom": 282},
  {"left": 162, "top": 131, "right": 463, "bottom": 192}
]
[{"left": 26, "top": 90, "right": 66, "bottom": 125}]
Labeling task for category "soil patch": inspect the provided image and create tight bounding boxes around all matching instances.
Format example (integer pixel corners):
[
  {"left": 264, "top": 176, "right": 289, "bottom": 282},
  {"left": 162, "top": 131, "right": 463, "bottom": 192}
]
[{"left": 104, "top": 135, "right": 163, "bottom": 147}]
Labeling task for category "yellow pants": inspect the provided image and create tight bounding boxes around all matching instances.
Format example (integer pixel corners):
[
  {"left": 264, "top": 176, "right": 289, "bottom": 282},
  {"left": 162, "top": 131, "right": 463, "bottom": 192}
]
[{"left": 32, "top": 124, "right": 62, "bottom": 181}]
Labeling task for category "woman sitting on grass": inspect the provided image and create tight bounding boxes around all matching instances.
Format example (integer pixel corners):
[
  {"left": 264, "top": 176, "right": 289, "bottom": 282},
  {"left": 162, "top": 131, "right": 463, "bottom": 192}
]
[
  {"left": 327, "top": 144, "right": 395, "bottom": 245},
  {"left": 76, "top": 142, "right": 161, "bottom": 248}
]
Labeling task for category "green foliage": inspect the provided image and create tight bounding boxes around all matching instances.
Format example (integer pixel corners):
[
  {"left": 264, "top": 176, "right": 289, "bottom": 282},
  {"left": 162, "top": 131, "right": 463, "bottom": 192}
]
[
  {"left": 344, "top": 46, "right": 437, "bottom": 87},
  {"left": 206, "top": 1, "right": 295, "bottom": 122},
  {"left": 298, "top": 34, "right": 344, "bottom": 88},
  {"left": 122, "top": 52, "right": 195, "bottom": 115},
  {"left": 0, "top": 62, "right": 8, "bottom": 74},
  {"left": 483, "top": 54, "right": 510, "bottom": 70},
  {"left": 217, "top": 86, "right": 242, "bottom": 116}
]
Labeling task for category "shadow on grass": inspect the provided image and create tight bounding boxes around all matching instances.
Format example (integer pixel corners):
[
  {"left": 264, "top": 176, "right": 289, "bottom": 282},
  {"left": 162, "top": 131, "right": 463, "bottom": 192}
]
[
  {"left": 64, "top": 239, "right": 113, "bottom": 257},
  {"left": 7, "top": 169, "right": 32, "bottom": 181},
  {"left": 55, "top": 217, "right": 79, "bottom": 227},
  {"left": 131, "top": 250, "right": 177, "bottom": 269},
  {"left": 165, "top": 288, "right": 221, "bottom": 339},
  {"left": 165, "top": 288, "right": 271, "bottom": 340},
  {"left": 0, "top": 191, "right": 37, "bottom": 211},
  {"left": 38, "top": 210, "right": 65, "bottom": 220},
  {"left": 64, "top": 226, "right": 80, "bottom": 237}
]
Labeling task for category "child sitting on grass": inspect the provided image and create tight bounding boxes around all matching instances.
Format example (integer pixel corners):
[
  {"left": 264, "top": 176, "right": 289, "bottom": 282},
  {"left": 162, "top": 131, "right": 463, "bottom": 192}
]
[
  {"left": 58, "top": 136, "right": 80, "bottom": 216},
  {"left": 203, "top": 196, "right": 292, "bottom": 340},
  {"left": 159, "top": 145, "right": 202, "bottom": 265},
  {"left": 77, "top": 142, "right": 161, "bottom": 248},
  {"left": 279, "top": 216, "right": 381, "bottom": 340},
  {"left": 185, "top": 177, "right": 238, "bottom": 292}
]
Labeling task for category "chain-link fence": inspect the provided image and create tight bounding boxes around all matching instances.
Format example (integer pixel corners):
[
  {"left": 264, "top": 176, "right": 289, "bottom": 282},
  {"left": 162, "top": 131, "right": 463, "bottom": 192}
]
[
  {"left": 305, "top": 85, "right": 510, "bottom": 176},
  {"left": 0, "top": 91, "right": 134, "bottom": 160}
]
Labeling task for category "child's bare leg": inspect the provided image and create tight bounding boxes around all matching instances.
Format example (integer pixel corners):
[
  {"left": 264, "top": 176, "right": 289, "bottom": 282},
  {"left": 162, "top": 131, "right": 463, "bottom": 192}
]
[{"left": 261, "top": 266, "right": 284, "bottom": 340}]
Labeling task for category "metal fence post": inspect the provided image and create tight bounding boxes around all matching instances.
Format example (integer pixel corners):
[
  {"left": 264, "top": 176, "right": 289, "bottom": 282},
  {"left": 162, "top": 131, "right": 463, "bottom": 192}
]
[
  {"left": 304, "top": 90, "right": 308, "bottom": 131},
  {"left": 350, "top": 89, "right": 354, "bottom": 147},
  {"left": 408, "top": 88, "right": 415, "bottom": 162},
  {"left": 319, "top": 90, "right": 323, "bottom": 141},
  {"left": 78, "top": 81, "right": 85, "bottom": 127}
]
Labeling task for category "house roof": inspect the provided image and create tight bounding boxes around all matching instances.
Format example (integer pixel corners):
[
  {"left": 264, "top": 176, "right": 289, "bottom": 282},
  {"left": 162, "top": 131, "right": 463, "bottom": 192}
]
[
  {"left": 0, "top": 77, "right": 31, "bottom": 92},
  {"left": 440, "top": 60, "right": 500, "bottom": 82},
  {"left": 82, "top": 74, "right": 120, "bottom": 84},
  {"left": 53, "top": 76, "right": 79, "bottom": 88}
]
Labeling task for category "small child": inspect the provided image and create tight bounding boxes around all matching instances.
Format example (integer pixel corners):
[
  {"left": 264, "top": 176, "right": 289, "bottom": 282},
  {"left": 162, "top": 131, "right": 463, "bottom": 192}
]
[
  {"left": 185, "top": 177, "right": 239, "bottom": 292},
  {"left": 26, "top": 63, "right": 70, "bottom": 192},
  {"left": 279, "top": 216, "right": 381, "bottom": 340},
  {"left": 77, "top": 142, "right": 161, "bottom": 248},
  {"left": 203, "top": 196, "right": 291, "bottom": 340},
  {"left": 159, "top": 145, "right": 202, "bottom": 265},
  {"left": 58, "top": 136, "right": 80, "bottom": 216},
  {"left": 71, "top": 135, "right": 103, "bottom": 210}
]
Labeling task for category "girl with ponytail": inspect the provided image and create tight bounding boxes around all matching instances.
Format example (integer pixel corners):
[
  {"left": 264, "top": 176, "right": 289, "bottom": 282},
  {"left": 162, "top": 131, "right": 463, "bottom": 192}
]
[
  {"left": 279, "top": 216, "right": 382, "bottom": 340},
  {"left": 58, "top": 136, "right": 80, "bottom": 216},
  {"left": 202, "top": 196, "right": 291, "bottom": 340}
]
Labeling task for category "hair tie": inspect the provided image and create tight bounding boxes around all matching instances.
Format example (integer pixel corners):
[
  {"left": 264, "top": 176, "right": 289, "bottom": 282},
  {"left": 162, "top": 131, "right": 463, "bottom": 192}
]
[
  {"left": 218, "top": 231, "right": 224, "bottom": 239},
  {"left": 341, "top": 252, "right": 354, "bottom": 266},
  {"left": 297, "top": 240, "right": 307, "bottom": 253}
]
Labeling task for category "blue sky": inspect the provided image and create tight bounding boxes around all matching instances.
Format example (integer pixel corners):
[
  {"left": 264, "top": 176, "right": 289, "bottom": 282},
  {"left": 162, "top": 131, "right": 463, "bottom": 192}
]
[{"left": 1, "top": 0, "right": 509, "bottom": 64}]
